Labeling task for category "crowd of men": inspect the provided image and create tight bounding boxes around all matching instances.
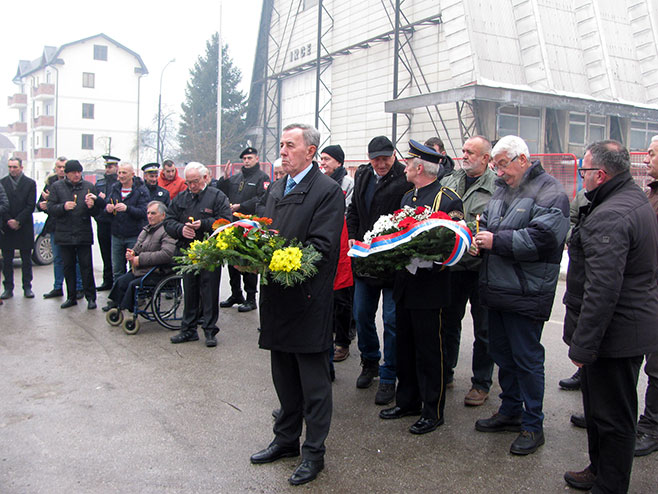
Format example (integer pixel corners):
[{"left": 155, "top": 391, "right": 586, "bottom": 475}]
[{"left": 1, "top": 128, "right": 657, "bottom": 492}]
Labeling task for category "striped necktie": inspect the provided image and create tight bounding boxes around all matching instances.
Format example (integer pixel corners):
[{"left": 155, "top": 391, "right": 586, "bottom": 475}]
[{"left": 284, "top": 177, "right": 296, "bottom": 196}]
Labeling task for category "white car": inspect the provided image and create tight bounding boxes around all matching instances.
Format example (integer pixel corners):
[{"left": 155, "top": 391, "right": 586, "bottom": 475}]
[{"left": 32, "top": 211, "right": 53, "bottom": 265}]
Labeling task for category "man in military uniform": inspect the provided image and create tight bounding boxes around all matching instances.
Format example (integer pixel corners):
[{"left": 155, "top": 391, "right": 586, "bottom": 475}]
[
  {"left": 218, "top": 146, "right": 270, "bottom": 312},
  {"left": 379, "top": 140, "right": 462, "bottom": 434},
  {"left": 141, "top": 163, "right": 170, "bottom": 206},
  {"left": 94, "top": 155, "right": 120, "bottom": 290}
]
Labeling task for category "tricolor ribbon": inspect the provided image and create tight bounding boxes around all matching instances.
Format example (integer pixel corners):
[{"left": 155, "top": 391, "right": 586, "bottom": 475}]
[
  {"left": 348, "top": 219, "right": 473, "bottom": 266},
  {"left": 211, "top": 219, "right": 277, "bottom": 238}
]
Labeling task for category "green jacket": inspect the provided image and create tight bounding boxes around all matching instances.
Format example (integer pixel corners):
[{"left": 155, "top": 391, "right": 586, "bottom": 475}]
[{"left": 441, "top": 167, "right": 497, "bottom": 271}]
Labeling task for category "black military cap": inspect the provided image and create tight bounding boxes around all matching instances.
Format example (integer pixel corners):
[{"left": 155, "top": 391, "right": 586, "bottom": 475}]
[
  {"left": 368, "top": 136, "right": 395, "bottom": 159},
  {"left": 141, "top": 162, "right": 161, "bottom": 173},
  {"left": 102, "top": 155, "right": 120, "bottom": 165},
  {"left": 407, "top": 139, "right": 441, "bottom": 164},
  {"left": 240, "top": 147, "right": 258, "bottom": 159}
]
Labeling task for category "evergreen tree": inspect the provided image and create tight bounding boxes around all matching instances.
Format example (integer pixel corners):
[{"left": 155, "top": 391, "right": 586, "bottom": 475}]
[{"left": 179, "top": 33, "right": 247, "bottom": 164}]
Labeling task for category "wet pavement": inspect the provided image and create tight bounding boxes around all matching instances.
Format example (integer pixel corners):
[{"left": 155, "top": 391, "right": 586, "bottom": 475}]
[{"left": 0, "top": 260, "right": 656, "bottom": 493}]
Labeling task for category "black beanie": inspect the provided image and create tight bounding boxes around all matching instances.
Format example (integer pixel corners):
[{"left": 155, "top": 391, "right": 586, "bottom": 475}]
[
  {"left": 321, "top": 144, "right": 345, "bottom": 165},
  {"left": 65, "top": 160, "right": 83, "bottom": 173}
]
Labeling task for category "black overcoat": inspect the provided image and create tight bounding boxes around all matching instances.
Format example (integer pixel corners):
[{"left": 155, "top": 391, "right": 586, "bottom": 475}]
[
  {"left": 0, "top": 174, "right": 36, "bottom": 250},
  {"left": 258, "top": 163, "right": 345, "bottom": 353},
  {"left": 47, "top": 178, "right": 101, "bottom": 245}
]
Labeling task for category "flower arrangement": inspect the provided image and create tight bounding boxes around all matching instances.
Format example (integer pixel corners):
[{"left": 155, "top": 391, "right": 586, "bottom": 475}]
[
  {"left": 349, "top": 206, "right": 473, "bottom": 278},
  {"left": 174, "top": 213, "right": 320, "bottom": 287}
]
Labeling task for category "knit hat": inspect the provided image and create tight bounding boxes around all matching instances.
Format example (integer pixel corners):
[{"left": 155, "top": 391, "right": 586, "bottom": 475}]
[
  {"left": 321, "top": 144, "right": 345, "bottom": 165},
  {"left": 64, "top": 160, "right": 83, "bottom": 173}
]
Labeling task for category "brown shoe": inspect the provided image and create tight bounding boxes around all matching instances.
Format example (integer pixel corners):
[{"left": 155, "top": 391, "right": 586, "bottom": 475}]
[
  {"left": 333, "top": 345, "right": 350, "bottom": 362},
  {"left": 564, "top": 466, "right": 596, "bottom": 490},
  {"left": 464, "top": 387, "right": 489, "bottom": 406}
]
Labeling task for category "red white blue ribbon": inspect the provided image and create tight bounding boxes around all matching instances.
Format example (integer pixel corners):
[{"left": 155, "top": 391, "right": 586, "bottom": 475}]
[
  {"left": 211, "top": 219, "right": 262, "bottom": 237},
  {"left": 348, "top": 219, "right": 473, "bottom": 267}
]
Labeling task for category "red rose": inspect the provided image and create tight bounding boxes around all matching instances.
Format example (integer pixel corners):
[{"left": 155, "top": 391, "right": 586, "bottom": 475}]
[
  {"left": 398, "top": 217, "right": 417, "bottom": 229},
  {"left": 429, "top": 211, "right": 451, "bottom": 220},
  {"left": 415, "top": 206, "right": 427, "bottom": 215}
]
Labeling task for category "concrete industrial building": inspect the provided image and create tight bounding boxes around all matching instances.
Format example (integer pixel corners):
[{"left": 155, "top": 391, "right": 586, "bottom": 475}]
[
  {"left": 246, "top": 0, "right": 658, "bottom": 169},
  {"left": 7, "top": 33, "right": 148, "bottom": 183}
]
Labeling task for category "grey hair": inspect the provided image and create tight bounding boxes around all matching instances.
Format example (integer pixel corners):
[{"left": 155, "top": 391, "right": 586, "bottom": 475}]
[
  {"left": 586, "top": 140, "right": 630, "bottom": 176},
  {"left": 492, "top": 135, "right": 529, "bottom": 160},
  {"left": 56, "top": 156, "right": 67, "bottom": 162},
  {"left": 184, "top": 162, "right": 208, "bottom": 178},
  {"left": 147, "top": 201, "right": 168, "bottom": 215},
  {"left": 651, "top": 135, "right": 658, "bottom": 143},
  {"left": 469, "top": 135, "right": 492, "bottom": 156},
  {"left": 413, "top": 157, "right": 439, "bottom": 176},
  {"left": 283, "top": 123, "right": 320, "bottom": 149}
]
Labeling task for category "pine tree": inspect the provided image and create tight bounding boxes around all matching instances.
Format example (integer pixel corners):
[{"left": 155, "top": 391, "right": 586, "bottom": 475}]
[{"left": 178, "top": 33, "right": 247, "bottom": 164}]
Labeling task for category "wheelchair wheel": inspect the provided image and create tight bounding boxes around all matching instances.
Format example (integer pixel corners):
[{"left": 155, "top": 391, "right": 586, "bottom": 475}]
[
  {"left": 152, "top": 273, "right": 185, "bottom": 331},
  {"left": 106, "top": 308, "right": 124, "bottom": 326},
  {"left": 123, "top": 317, "right": 140, "bottom": 335}
]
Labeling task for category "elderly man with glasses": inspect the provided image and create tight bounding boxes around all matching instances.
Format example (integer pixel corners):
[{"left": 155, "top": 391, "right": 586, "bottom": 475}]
[{"left": 471, "top": 135, "right": 570, "bottom": 455}]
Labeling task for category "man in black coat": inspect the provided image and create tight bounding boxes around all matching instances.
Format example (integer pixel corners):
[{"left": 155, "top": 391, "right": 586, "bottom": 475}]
[
  {"left": 217, "top": 146, "right": 270, "bottom": 312},
  {"left": 379, "top": 140, "right": 463, "bottom": 435},
  {"left": 562, "top": 141, "right": 658, "bottom": 493},
  {"left": 47, "top": 160, "right": 102, "bottom": 309},
  {"left": 0, "top": 182, "right": 9, "bottom": 305},
  {"left": 345, "top": 136, "right": 413, "bottom": 405},
  {"left": 164, "top": 162, "right": 231, "bottom": 347},
  {"left": 0, "top": 157, "right": 36, "bottom": 299},
  {"left": 250, "top": 124, "right": 344, "bottom": 486},
  {"left": 94, "top": 155, "right": 120, "bottom": 290}
]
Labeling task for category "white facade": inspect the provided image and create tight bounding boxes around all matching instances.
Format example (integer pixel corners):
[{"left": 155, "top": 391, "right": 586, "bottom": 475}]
[
  {"left": 249, "top": 0, "right": 658, "bottom": 162},
  {"left": 7, "top": 34, "right": 147, "bottom": 184}
]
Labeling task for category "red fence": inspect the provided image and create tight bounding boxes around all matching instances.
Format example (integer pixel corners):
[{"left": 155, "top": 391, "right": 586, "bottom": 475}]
[{"left": 630, "top": 152, "right": 650, "bottom": 191}]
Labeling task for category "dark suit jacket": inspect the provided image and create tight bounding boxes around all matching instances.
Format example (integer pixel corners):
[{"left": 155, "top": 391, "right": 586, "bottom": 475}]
[{"left": 0, "top": 174, "right": 36, "bottom": 250}]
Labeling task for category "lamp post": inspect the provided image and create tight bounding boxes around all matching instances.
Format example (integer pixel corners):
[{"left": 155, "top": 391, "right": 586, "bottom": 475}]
[{"left": 156, "top": 58, "right": 176, "bottom": 164}]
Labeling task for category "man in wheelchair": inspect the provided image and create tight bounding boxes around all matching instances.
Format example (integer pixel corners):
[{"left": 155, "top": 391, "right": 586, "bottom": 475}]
[{"left": 102, "top": 201, "right": 175, "bottom": 312}]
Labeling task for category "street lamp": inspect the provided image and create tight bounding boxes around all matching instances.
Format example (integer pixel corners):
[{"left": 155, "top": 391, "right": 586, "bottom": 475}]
[{"left": 156, "top": 58, "right": 176, "bottom": 164}]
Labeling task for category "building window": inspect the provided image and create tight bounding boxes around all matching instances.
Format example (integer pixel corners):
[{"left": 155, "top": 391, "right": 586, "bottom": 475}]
[
  {"left": 496, "top": 106, "right": 541, "bottom": 154},
  {"left": 45, "top": 134, "right": 51, "bottom": 148},
  {"left": 82, "top": 72, "right": 95, "bottom": 88},
  {"left": 45, "top": 104, "right": 51, "bottom": 116},
  {"left": 568, "top": 113, "right": 606, "bottom": 146},
  {"left": 46, "top": 71, "right": 52, "bottom": 83},
  {"left": 82, "top": 103, "right": 95, "bottom": 119},
  {"left": 82, "top": 134, "right": 94, "bottom": 150},
  {"left": 93, "top": 45, "right": 108, "bottom": 61},
  {"left": 630, "top": 120, "right": 658, "bottom": 151}
]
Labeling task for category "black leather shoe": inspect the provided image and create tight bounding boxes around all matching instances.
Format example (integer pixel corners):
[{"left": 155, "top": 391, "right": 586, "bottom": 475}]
[
  {"left": 356, "top": 358, "right": 379, "bottom": 388},
  {"left": 24, "top": 289, "right": 35, "bottom": 298},
  {"left": 510, "top": 430, "right": 545, "bottom": 455},
  {"left": 204, "top": 330, "right": 217, "bottom": 347},
  {"left": 220, "top": 294, "right": 245, "bottom": 308},
  {"left": 564, "top": 467, "right": 596, "bottom": 490},
  {"left": 76, "top": 290, "right": 85, "bottom": 300},
  {"left": 475, "top": 412, "right": 523, "bottom": 432},
  {"left": 170, "top": 330, "right": 199, "bottom": 344},
  {"left": 559, "top": 369, "right": 581, "bottom": 390},
  {"left": 250, "top": 444, "right": 299, "bottom": 464},
  {"left": 635, "top": 431, "right": 658, "bottom": 457},
  {"left": 87, "top": 300, "right": 97, "bottom": 310},
  {"left": 379, "top": 406, "right": 422, "bottom": 420},
  {"left": 570, "top": 413, "right": 586, "bottom": 429},
  {"left": 0, "top": 290, "right": 13, "bottom": 300},
  {"left": 288, "top": 459, "right": 324, "bottom": 486},
  {"left": 43, "top": 288, "right": 64, "bottom": 299},
  {"left": 409, "top": 416, "right": 444, "bottom": 435},
  {"left": 102, "top": 302, "right": 117, "bottom": 312},
  {"left": 96, "top": 283, "right": 113, "bottom": 291},
  {"left": 60, "top": 299, "right": 77, "bottom": 309},
  {"left": 238, "top": 299, "right": 257, "bottom": 312},
  {"left": 375, "top": 381, "right": 396, "bottom": 405}
]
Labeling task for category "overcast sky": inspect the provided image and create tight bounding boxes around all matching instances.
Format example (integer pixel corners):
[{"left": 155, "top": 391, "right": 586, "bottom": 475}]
[{"left": 0, "top": 0, "right": 262, "bottom": 129}]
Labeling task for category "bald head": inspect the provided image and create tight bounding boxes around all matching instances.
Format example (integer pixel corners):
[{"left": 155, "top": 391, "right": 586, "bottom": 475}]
[
  {"left": 118, "top": 163, "right": 135, "bottom": 186},
  {"left": 461, "top": 136, "right": 491, "bottom": 177}
]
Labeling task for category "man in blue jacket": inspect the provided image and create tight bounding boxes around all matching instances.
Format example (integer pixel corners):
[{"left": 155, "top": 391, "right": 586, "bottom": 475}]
[{"left": 472, "top": 135, "right": 569, "bottom": 455}]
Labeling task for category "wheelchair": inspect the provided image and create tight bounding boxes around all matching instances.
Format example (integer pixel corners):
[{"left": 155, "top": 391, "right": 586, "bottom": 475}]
[{"left": 105, "top": 267, "right": 185, "bottom": 335}]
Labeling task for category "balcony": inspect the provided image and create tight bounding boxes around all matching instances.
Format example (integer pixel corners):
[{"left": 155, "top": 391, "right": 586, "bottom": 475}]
[
  {"left": 7, "top": 93, "right": 27, "bottom": 108},
  {"left": 34, "top": 148, "right": 55, "bottom": 160},
  {"left": 12, "top": 151, "right": 27, "bottom": 161},
  {"left": 31, "top": 83, "right": 55, "bottom": 100},
  {"left": 9, "top": 121, "right": 27, "bottom": 134},
  {"left": 33, "top": 115, "right": 54, "bottom": 129}
]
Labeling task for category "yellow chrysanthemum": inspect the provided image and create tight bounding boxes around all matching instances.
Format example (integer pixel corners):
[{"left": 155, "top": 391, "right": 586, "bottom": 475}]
[{"left": 269, "top": 247, "right": 303, "bottom": 272}]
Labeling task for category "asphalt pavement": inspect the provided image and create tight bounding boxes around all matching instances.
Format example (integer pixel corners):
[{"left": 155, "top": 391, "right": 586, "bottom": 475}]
[{"left": 0, "top": 260, "right": 655, "bottom": 493}]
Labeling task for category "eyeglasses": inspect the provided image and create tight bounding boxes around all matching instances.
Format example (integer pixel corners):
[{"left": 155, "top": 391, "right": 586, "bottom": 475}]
[
  {"left": 578, "top": 168, "right": 601, "bottom": 179},
  {"left": 185, "top": 178, "right": 201, "bottom": 185},
  {"left": 492, "top": 155, "right": 518, "bottom": 172}
]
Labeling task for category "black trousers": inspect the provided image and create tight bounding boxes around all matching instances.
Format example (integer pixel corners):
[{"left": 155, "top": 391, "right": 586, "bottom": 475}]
[
  {"left": 581, "top": 355, "right": 643, "bottom": 494},
  {"left": 637, "top": 352, "right": 658, "bottom": 437},
  {"left": 441, "top": 270, "right": 494, "bottom": 391},
  {"left": 227, "top": 265, "right": 257, "bottom": 300},
  {"left": 60, "top": 244, "right": 96, "bottom": 301},
  {"left": 108, "top": 271, "right": 165, "bottom": 311},
  {"left": 97, "top": 222, "right": 113, "bottom": 285},
  {"left": 1, "top": 248, "right": 32, "bottom": 291},
  {"left": 395, "top": 305, "right": 447, "bottom": 422},
  {"left": 181, "top": 270, "right": 220, "bottom": 334},
  {"left": 270, "top": 349, "right": 332, "bottom": 460},
  {"left": 333, "top": 286, "right": 353, "bottom": 348}
]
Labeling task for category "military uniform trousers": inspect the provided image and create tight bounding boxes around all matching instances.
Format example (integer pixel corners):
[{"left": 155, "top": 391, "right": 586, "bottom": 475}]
[
  {"left": 395, "top": 306, "right": 447, "bottom": 422},
  {"left": 97, "top": 222, "right": 113, "bottom": 285}
]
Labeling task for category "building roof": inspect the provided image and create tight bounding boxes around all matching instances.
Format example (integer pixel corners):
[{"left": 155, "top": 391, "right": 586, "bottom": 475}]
[
  {"left": 0, "top": 133, "right": 15, "bottom": 150},
  {"left": 13, "top": 33, "right": 148, "bottom": 81}
]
